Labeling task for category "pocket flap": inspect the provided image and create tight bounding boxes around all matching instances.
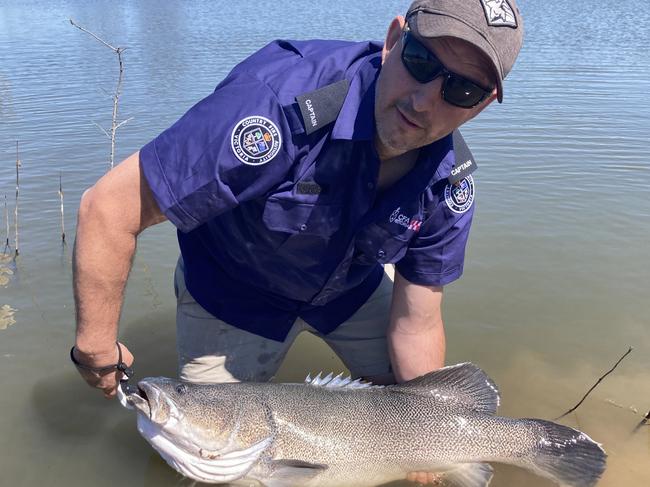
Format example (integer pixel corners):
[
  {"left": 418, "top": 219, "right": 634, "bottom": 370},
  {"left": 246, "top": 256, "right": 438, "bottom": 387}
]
[{"left": 262, "top": 198, "right": 341, "bottom": 237}]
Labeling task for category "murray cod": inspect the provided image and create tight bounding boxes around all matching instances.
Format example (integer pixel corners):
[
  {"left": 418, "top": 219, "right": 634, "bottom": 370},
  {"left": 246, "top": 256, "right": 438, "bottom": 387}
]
[{"left": 119, "top": 363, "right": 606, "bottom": 487}]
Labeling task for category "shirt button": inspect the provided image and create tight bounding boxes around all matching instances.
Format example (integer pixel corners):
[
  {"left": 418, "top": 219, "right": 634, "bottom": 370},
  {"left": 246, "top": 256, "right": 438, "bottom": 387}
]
[
  {"left": 300, "top": 224, "right": 307, "bottom": 231},
  {"left": 377, "top": 249, "right": 386, "bottom": 258},
  {"left": 367, "top": 182, "right": 374, "bottom": 190}
]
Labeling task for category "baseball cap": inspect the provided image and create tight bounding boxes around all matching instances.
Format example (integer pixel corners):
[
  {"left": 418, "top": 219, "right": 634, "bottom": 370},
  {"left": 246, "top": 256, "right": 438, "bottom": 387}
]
[{"left": 405, "top": 0, "right": 524, "bottom": 102}]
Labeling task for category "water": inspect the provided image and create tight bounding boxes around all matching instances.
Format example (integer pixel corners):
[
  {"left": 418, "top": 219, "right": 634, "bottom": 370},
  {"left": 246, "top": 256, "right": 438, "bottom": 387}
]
[{"left": 1, "top": 0, "right": 649, "bottom": 485}]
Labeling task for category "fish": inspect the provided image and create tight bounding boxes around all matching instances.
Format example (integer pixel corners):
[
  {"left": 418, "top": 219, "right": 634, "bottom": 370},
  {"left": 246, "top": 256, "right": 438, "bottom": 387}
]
[{"left": 119, "top": 363, "right": 606, "bottom": 487}]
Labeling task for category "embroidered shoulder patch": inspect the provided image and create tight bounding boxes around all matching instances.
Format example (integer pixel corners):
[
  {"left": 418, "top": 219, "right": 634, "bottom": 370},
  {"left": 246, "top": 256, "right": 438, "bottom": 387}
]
[
  {"left": 231, "top": 116, "right": 282, "bottom": 166},
  {"left": 480, "top": 0, "right": 518, "bottom": 28},
  {"left": 445, "top": 176, "right": 475, "bottom": 214}
]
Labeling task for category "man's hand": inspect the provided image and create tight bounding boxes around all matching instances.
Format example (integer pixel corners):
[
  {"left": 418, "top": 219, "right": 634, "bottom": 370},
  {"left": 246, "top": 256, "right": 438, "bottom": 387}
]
[
  {"left": 72, "top": 342, "right": 134, "bottom": 399},
  {"left": 407, "top": 472, "right": 443, "bottom": 485}
]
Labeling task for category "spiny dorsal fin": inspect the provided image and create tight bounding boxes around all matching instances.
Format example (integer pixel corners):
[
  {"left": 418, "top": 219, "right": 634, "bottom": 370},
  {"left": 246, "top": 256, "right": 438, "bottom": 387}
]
[
  {"left": 304, "top": 372, "right": 384, "bottom": 390},
  {"left": 389, "top": 363, "right": 500, "bottom": 414}
]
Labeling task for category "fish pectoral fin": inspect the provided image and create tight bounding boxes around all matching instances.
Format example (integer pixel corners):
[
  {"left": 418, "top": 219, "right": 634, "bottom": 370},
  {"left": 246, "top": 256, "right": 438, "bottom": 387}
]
[
  {"left": 272, "top": 459, "right": 327, "bottom": 470},
  {"left": 440, "top": 463, "right": 493, "bottom": 487},
  {"left": 263, "top": 459, "right": 328, "bottom": 486}
]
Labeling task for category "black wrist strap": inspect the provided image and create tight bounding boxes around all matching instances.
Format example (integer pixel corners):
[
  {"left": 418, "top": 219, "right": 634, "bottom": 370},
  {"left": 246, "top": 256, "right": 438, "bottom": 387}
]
[{"left": 70, "top": 341, "right": 133, "bottom": 379}]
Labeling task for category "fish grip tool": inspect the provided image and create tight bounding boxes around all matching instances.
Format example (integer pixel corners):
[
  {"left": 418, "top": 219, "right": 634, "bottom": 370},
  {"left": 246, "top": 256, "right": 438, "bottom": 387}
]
[{"left": 117, "top": 365, "right": 139, "bottom": 410}]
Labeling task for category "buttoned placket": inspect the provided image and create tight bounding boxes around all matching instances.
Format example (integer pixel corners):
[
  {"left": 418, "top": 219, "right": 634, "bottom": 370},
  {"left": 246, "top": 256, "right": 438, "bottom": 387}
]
[{"left": 309, "top": 141, "right": 439, "bottom": 307}]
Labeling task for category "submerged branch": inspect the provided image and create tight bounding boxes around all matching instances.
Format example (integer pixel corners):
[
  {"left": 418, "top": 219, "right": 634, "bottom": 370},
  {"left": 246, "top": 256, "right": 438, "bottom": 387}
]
[
  {"left": 92, "top": 121, "right": 111, "bottom": 139},
  {"left": 555, "top": 346, "right": 633, "bottom": 420},
  {"left": 14, "top": 141, "right": 20, "bottom": 257},
  {"left": 632, "top": 409, "right": 650, "bottom": 434},
  {"left": 69, "top": 18, "right": 119, "bottom": 52},
  {"left": 3, "top": 194, "right": 8, "bottom": 249},
  {"left": 108, "top": 46, "right": 126, "bottom": 169},
  {"left": 70, "top": 18, "right": 129, "bottom": 169},
  {"left": 59, "top": 172, "right": 65, "bottom": 243},
  {"left": 115, "top": 116, "right": 133, "bottom": 130}
]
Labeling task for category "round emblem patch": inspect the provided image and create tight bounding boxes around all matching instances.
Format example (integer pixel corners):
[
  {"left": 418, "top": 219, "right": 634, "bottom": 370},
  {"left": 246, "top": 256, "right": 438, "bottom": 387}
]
[
  {"left": 444, "top": 175, "right": 475, "bottom": 214},
  {"left": 230, "top": 116, "right": 282, "bottom": 166}
]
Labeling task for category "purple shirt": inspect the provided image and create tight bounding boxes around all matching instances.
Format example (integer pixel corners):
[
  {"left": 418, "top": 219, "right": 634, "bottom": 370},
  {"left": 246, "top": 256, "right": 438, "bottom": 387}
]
[{"left": 140, "top": 39, "right": 476, "bottom": 341}]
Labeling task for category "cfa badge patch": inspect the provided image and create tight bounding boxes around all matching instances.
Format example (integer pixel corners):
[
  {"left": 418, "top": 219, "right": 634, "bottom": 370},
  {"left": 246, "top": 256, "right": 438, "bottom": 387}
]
[
  {"left": 231, "top": 116, "right": 282, "bottom": 166},
  {"left": 444, "top": 175, "right": 475, "bottom": 214}
]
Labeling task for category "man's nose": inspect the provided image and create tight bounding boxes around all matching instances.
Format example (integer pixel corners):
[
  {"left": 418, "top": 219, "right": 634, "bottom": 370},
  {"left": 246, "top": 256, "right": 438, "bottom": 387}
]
[{"left": 410, "top": 76, "right": 444, "bottom": 113}]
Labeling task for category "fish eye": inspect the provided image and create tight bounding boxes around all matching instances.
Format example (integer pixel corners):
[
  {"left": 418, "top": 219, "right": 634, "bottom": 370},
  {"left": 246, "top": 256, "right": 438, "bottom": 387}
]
[{"left": 175, "top": 384, "right": 187, "bottom": 395}]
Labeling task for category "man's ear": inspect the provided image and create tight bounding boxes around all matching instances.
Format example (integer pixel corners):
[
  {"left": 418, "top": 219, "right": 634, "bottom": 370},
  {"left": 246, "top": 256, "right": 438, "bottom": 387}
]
[{"left": 381, "top": 15, "right": 406, "bottom": 64}]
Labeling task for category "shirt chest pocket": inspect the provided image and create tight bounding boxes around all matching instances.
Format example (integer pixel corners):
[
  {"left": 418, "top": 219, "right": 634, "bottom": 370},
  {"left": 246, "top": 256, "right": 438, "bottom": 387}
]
[
  {"left": 262, "top": 198, "right": 342, "bottom": 238},
  {"left": 353, "top": 225, "right": 411, "bottom": 266}
]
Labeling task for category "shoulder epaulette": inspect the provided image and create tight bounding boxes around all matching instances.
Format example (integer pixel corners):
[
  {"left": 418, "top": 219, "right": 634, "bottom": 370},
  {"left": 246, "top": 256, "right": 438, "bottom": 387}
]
[
  {"left": 295, "top": 79, "right": 349, "bottom": 135},
  {"left": 449, "top": 130, "right": 478, "bottom": 184}
]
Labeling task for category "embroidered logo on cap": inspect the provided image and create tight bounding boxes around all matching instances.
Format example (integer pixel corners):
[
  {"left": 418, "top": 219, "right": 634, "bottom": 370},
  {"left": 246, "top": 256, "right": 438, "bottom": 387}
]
[
  {"left": 480, "top": 0, "right": 518, "bottom": 28},
  {"left": 231, "top": 116, "right": 282, "bottom": 166},
  {"left": 445, "top": 176, "right": 475, "bottom": 214}
]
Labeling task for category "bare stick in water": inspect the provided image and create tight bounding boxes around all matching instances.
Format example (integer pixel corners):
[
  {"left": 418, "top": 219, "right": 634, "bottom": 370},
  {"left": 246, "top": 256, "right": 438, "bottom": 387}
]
[
  {"left": 14, "top": 141, "right": 20, "bottom": 257},
  {"left": 3, "top": 194, "right": 8, "bottom": 250},
  {"left": 59, "top": 172, "right": 65, "bottom": 243},
  {"left": 555, "top": 346, "right": 633, "bottom": 420},
  {"left": 69, "top": 19, "right": 132, "bottom": 170},
  {"left": 632, "top": 409, "right": 650, "bottom": 434}
]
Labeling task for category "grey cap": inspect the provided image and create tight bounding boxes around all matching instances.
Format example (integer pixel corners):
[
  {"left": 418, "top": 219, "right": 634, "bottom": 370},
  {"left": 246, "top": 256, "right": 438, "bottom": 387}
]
[{"left": 406, "top": 0, "right": 524, "bottom": 102}]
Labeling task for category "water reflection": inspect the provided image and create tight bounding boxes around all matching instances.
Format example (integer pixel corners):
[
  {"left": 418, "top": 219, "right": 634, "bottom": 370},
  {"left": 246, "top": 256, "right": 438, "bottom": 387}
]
[{"left": 0, "top": 303, "right": 16, "bottom": 329}]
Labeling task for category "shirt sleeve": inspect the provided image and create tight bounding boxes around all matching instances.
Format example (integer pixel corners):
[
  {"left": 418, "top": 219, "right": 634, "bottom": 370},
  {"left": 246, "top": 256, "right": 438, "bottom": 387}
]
[
  {"left": 395, "top": 181, "right": 475, "bottom": 287},
  {"left": 139, "top": 71, "right": 295, "bottom": 233}
]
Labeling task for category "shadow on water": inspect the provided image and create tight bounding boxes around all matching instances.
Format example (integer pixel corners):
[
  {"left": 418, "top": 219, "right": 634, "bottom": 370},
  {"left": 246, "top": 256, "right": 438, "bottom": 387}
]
[{"left": 29, "top": 309, "right": 178, "bottom": 449}]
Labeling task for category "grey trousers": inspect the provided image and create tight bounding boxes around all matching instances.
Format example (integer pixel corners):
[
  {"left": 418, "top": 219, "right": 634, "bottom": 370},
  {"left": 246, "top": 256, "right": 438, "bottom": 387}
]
[{"left": 174, "top": 258, "right": 394, "bottom": 383}]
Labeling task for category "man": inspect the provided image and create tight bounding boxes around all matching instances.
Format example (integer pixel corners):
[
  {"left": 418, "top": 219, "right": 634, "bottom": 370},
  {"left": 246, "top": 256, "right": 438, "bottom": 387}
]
[{"left": 73, "top": 0, "right": 523, "bottom": 460}]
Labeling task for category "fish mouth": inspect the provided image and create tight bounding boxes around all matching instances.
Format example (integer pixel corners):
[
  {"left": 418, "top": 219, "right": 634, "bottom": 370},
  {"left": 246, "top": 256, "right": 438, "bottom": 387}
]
[{"left": 125, "top": 382, "right": 161, "bottom": 420}]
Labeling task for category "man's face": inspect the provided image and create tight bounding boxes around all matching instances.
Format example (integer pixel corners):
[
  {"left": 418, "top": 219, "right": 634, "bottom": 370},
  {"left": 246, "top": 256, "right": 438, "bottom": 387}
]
[{"left": 374, "top": 17, "right": 497, "bottom": 160}]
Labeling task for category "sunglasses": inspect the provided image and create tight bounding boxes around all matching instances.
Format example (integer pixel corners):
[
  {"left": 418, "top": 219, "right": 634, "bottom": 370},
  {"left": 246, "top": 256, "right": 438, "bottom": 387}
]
[{"left": 401, "top": 28, "right": 493, "bottom": 109}]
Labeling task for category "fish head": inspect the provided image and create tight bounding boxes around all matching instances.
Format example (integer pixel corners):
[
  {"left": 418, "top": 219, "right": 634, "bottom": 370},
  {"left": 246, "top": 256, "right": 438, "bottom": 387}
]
[
  {"left": 125, "top": 378, "right": 277, "bottom": 484},
  {"left": 125, "top": 377, "right": 237, "bottom": 450},
  {"left": 127, "top": 377, "right": 182, "bottom": 424}
]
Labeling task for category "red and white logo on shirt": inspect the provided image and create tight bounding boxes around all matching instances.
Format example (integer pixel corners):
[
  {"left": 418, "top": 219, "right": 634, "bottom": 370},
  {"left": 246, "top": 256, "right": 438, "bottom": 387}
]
[{"left": 390, "top": 207, "right": 422, "bottom": 233}]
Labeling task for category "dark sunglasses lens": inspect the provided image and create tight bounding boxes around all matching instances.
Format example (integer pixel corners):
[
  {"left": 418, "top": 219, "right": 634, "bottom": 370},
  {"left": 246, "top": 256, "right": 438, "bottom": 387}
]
[
  {"left": 443, "top": 75, "right": 488, "bottom": 108},
  {"left": 402, "top": 35, "right": 442, "bottom": 83}
]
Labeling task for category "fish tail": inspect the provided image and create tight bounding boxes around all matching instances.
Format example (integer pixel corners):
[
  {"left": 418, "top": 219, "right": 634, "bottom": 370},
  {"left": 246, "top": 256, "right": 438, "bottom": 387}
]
[{"left": 523, "top": 419, "right": 606, "bottom": 487}]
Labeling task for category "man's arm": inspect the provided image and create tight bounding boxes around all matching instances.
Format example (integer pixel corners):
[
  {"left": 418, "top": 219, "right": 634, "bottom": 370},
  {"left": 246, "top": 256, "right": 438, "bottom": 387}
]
[
  {"left": 387, "top": 269, "right": 445, "bottom": 382},
  {"left": 73, "top": 151, "right": 167, "bottom": 397}
]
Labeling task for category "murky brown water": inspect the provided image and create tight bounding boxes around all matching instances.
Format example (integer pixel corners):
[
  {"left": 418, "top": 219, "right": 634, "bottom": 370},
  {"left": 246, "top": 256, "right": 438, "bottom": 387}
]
[{"left": 1, "top": 0, "right": 649, "bottom": 485}]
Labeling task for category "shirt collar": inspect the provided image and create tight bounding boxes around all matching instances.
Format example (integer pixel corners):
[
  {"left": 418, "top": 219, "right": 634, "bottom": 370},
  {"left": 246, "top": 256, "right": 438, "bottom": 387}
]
[
  {"left": 330, "top": 52, "right": 381, "bottom": 141},
  {"left": 394, "top": 134, "right": 454, "bottom": 199}
]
